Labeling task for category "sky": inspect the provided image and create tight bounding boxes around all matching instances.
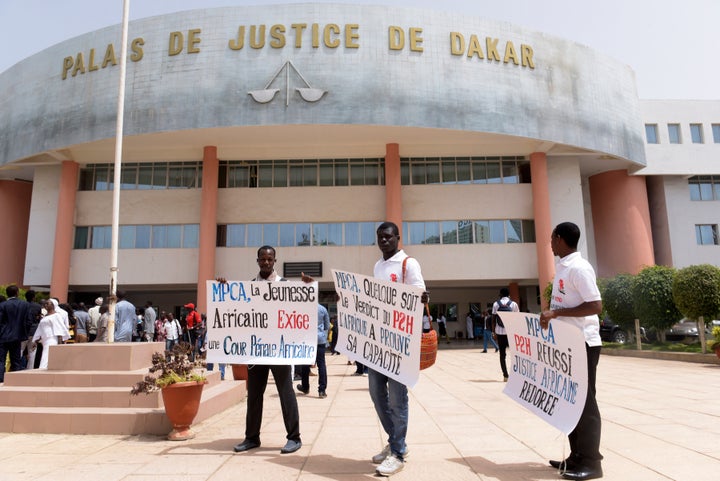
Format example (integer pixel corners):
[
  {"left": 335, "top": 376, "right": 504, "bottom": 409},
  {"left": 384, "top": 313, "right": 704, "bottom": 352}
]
[{"left": 1, "top": 0, "right": 718, "bottom": 100}]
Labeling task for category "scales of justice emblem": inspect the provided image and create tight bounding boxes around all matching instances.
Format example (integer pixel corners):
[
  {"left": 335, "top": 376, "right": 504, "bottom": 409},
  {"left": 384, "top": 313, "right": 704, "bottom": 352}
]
[{"left": 248, "top": 60, "right": 327, "bottom": 105}]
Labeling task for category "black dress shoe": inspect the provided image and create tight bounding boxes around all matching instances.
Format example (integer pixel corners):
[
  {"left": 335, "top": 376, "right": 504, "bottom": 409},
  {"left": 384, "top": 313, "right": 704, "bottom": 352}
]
[
  {"left": 561, "top": 466, "right": 603, "bottom": 480},
  {"left": 550, "top": 458, "right": 577, "bottom": 470},
  {"left": 233, "top": 439, "right": 260, "bottom": 452},
  {"left": 296, "top": 383, "right": 309, "bottom": 394},
  {"left": 280, "top": 439, "right": 302, "bottom": 454}
]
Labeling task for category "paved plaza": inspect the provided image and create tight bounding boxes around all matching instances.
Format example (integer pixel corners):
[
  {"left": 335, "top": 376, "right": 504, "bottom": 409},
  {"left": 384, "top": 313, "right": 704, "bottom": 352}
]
[{"left": 0, "top": 347, "right": 718, "bottom": 480}]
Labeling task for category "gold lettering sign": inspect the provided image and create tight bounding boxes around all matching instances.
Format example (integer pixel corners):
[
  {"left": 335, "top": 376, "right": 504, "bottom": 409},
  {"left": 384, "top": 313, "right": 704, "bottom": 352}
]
[{"left": 59, "top": 21, "right": 537, "bottom": 80}]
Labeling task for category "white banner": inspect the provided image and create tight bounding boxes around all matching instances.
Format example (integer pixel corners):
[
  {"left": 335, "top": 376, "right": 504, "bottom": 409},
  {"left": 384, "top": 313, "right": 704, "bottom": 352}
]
[
  {"left": 332, "top": 269, "right": 425, "bottom": 388},
  {"left": 205, "top": 280, "right": 318, "bottom": 365},
  {"left": 499, "top": 311, "right": 588, "bottom": 435}
]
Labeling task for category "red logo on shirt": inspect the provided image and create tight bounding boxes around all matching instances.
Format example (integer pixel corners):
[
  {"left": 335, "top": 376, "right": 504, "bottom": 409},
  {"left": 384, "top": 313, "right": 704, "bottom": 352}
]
[
  {"left": 558, "top": 279, "right": 566, "bottom": 295},
  {"left": 390, "top": 273, "right": 398, "bottom": 282}
]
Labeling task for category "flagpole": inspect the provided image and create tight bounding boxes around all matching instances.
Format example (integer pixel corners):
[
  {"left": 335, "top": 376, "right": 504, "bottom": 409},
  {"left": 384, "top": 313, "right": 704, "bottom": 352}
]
[{"left": 107, "top": 0, "right": 131, "bottom": 343}]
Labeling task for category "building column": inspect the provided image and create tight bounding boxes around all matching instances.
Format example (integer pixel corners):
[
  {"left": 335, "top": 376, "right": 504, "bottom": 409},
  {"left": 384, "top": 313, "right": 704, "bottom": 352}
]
[
  {"left": 509, "top": 282, "right": 520, "bottom": 307},
  {"left": 197, "top": 146, "right": 219, "bottom": 314},
  {"left": 384, "top": 143, "right": 403, "bottom": 234},
  {"left": 50, "top": 161, "right": 79, "bottom": 302},
  {"left": 589, "top": 170, "right": 654, "bottom": 277},
  {"left": 530, "top": 152, "right": 555, "bottom": 308},
  {"left": 0, "top": 180, "right": 33, "bottom": 286}
]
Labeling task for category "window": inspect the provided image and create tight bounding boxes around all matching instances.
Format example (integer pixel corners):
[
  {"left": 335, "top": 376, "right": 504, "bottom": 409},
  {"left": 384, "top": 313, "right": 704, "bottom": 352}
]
[
  {"left": 279, "top": 224, "right": 296, "bottom": 247},
  {"left": 668, "top": 124, "right": 681, "bottom": 144},
  {"left": 74, "top": 226, "right": 89, "bottom": 249},
  {"left": 645, "top": 124, "right": 659, "bottom": 144},
  {"left": 78, "top": 162, "right": 202, "bottom": 191},
  {"left": 226, "top": 224, "right": 246, "bottom": 247},
  {"left": 356, "top": 222, "right": 378, "bottom": 246},
  {"left": 458, "top": 220, "right": 473, "bottom": 244},
  {"left": 441, "top": 221, "right": 458, "bottom": 244},
  {"left": 403, "top": 219, "right": 536, "bottom": 245},
  {"left": 689, "top": 176, "right": 720, "bottom": 201},
  {"left": 400, "top": 156, "right": 530, "bottom": 185},
  {"left": 75, "top": 224, "right": 200, "bottom": 249},
  {"left": 219, "top": 158, "right": 384, "bottom": 188},
  {"left": 690, "top": 124, "right": 704, "bottom": 144},
  {"left": 407, "top": 222, "right": 440, "bottom": 244},
  {"left": 308, "top": 223, "right": 344, "bottom": 246},
  {"left": 217, "top": 222, "right": 378, "bottom": 247},
  {"left": 506, "top": 220, "right": 522, "bottom": 243},
  {"left": 696, "top": 224, "right": 719, "bottom": 245},
  {"left": 91, "top": 226, "right": 111, "bottom": 249},
  {"left": 713, "top": 124, "right": 720, "bottom": 143}
]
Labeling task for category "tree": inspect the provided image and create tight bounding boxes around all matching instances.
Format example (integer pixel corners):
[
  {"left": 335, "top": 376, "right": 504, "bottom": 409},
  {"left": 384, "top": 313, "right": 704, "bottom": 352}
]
[
  {"left": 672, "top": 264, "right": 720, "bottom": 353},
  {"left": 542, "top": 281, "right": 553, "bottom": 311},
  {"left": 603, "top": 274, "right": 635, "bottom": 328},
  {"left": 631, "top": 265, "right": 681, "bottom": 342},
  {"left": 603, "top": 273, "right": 644, "bottom": 348}
]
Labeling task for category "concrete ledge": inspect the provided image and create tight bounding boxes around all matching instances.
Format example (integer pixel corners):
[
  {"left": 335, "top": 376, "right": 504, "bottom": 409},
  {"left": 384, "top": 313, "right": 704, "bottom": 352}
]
[
  {"left": 601, "top": 348, "right": 720, "bottom": 365},
  {"left": 47, "top": 342, "right": 166, "bottom": 371}
]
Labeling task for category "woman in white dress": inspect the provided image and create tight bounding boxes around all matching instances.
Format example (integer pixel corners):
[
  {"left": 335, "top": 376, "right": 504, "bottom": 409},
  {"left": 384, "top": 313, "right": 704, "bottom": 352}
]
[{"left": 31, "top": 299, "right": 70, "bottom": 369}]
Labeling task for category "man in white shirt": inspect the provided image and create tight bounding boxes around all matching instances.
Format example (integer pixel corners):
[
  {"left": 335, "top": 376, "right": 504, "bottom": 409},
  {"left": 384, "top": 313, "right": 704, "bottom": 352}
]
[
  {"left": 369, "top": 221, "right": 428, "bottom": 477},
  {"left": 87, "top": 297, "right": 102, "bottom": 342},
  {"left": 540, "top": 222, "right": 603, "bottom": 481},
  {"left": 491, "top": 287, "right": 519, "bottom": 382},
  {"left": 143, "top": 301, "right": 157, "bottom": 342}
]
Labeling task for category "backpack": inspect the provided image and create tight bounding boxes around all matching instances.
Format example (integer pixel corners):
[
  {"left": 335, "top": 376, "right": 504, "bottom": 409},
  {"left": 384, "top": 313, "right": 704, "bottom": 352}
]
[{"left": 494, "top": 298, "right": 513, "bottom": 328}]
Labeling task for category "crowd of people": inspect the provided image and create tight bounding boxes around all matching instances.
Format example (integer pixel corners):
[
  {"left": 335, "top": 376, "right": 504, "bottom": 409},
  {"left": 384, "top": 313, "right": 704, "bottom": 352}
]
[{"left": 0, "top": 287, "right": 216, "bottom": 377}]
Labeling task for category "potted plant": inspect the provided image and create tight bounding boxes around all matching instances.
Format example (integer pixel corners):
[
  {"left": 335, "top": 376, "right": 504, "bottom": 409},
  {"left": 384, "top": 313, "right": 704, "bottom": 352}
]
[{"left": 131, "top": 342, "right": 207, "bottom": 440}]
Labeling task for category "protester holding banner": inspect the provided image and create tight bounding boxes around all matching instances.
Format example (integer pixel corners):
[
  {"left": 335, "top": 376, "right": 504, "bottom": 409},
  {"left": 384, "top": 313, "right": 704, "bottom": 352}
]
[
  {"left": 229, "top": 245, "right": 314, "bottom": 455},
  {"left": 540, "top": 222, "right": 603, "bottom": 481},
  {"left": 369, "top": 221, "right": 428, "bottom": 477}
]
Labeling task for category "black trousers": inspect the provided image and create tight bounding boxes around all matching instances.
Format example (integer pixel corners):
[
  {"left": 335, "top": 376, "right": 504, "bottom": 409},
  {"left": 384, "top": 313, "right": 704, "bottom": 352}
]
[
  {"left": 0, "top": 340, "right": 22, "bottom": 382},
  {"left": 569, "top": 344, "right": 603, "bottom": 464},
  {"left": 245, "top": 364, "right": 300, "bottom": 443},
  {"left": 497, "top": 334, "right": 509, "bottom": 378}
]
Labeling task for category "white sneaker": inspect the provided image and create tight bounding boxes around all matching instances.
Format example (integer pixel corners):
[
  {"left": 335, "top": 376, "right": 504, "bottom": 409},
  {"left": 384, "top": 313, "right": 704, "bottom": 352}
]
[
  {"left": 372, "top": 444, "right": 409, "bottom": 464},
  {"left": 376, "top": 454, "right": 404, "bottom": 476},
  {"left": 372, "top": 445, "right": 391, "bottom": 464}
]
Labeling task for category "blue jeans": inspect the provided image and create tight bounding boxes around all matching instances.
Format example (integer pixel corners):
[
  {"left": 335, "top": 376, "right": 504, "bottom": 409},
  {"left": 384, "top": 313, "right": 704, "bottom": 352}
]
[
  {"left": 368, "top": 369, "right": 409, "bottom": 459},
  {"left": 483, "top": 329, "right": 498, "bottom": 351},
  {"left": 300, "top": 343, "right": 327, "bottom": 393},
  {"left": 165, "top": 338, "right": 178, "bottom": 352},
  {"left": 207, "top": 362, "right": 226, "bottom": 380}
]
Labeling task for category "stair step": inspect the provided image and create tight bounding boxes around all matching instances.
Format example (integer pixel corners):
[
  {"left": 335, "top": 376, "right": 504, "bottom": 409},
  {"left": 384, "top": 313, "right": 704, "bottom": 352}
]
[
  {"left": 4, "top": 368, "right": 223, "bottom": 388},
  {"left": 0, "top": 385, "right": 161, "bottom": 408},
  {"left": 0, "top": 380, "right": 246, "bottom": 435}
]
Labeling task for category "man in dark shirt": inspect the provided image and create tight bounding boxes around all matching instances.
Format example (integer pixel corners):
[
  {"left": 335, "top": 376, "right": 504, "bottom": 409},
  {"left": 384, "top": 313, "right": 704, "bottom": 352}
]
[{"left": 0, "top": 285, "right": 32, "bottom": 381}]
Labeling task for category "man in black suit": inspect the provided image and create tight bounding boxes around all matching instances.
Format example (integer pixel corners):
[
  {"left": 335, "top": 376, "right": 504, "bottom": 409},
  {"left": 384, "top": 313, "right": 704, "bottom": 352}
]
[{"left": 0, "top": 285, "right": 33, "bottom": 381}]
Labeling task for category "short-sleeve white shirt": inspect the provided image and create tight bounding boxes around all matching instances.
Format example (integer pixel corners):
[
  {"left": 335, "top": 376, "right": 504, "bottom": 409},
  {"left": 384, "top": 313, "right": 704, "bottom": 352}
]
[
  {"left": 492, "top": 297, "right": 519, "bottom": 335},
  {"left": 551, "top": 251, "right": 602, "bottom": 346},
  {"left": 373, "top": 250, "right": 425, "bottom": 290}
]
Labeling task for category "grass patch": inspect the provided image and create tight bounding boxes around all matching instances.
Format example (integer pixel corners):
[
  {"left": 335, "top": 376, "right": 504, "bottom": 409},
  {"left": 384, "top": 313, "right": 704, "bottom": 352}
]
[{"left": 602, "top": 341, "right": 707, "bottom": 353}]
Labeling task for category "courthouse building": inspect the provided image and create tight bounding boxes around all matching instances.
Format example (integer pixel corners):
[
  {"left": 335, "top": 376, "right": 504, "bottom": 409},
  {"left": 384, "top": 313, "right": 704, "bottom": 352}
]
[{"left": 1, "top": 4, "right": 718, "bottom": 331}]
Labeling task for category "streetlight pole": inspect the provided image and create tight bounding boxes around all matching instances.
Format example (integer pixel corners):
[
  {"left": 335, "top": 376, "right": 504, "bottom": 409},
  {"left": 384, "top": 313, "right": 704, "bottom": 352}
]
[{"left": 107, "top": 0, "right": 131, "bottom": 343}]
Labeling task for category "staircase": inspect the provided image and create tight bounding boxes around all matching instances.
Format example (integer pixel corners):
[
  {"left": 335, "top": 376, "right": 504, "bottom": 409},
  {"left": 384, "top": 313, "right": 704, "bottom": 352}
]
[{"left": 0, "top": 342, "right": 246, "bottom": 435}]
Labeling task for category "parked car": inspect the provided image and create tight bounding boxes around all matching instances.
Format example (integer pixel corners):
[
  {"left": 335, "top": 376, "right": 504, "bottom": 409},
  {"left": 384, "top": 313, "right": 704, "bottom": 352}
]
[
  {"left": 599, "top": 318, "right": 648, "bottom": 344},
  {"left": 600, "top": 318, "right": 630, "bottom": 344},
  {"left": 665, "top": 319, "right": 712, "bottom": 342}
]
